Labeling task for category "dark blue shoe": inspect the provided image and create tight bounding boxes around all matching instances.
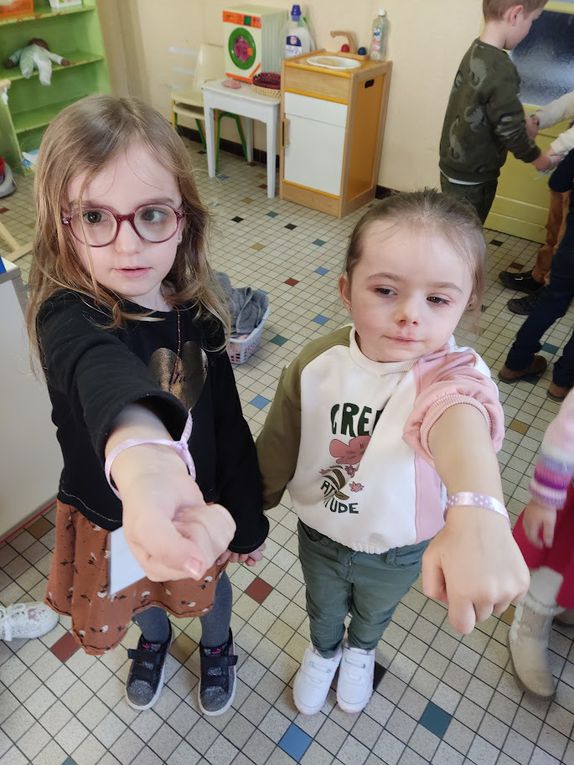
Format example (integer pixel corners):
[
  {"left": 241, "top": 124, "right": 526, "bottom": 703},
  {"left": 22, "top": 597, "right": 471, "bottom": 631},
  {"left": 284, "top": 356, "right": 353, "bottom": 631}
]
[
  {"left": 198, "top": 629, "right": 237, "bottom": 716},
  {"left": 125, "top": 624, "right": 172, "bottom": 710}
]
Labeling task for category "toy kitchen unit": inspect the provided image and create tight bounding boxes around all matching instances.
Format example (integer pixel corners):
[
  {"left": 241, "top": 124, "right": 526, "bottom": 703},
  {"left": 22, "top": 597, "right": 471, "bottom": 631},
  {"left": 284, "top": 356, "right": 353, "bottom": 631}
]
[{"left": 280, "top": 51, "right": 392, "bottom": 218}]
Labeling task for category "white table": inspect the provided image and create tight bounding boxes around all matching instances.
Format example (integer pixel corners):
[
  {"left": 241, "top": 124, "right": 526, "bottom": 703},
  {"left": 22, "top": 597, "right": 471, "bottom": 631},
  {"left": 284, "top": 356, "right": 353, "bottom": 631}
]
[{"left": 202, "top": 79, "right": 280, "bottom": 199}]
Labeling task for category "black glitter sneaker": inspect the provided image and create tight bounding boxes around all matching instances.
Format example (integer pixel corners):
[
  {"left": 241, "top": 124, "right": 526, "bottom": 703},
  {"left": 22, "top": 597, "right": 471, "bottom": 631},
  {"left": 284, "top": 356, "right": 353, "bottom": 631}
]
[
  {"left": 499, "top": 269, "right": 543, "bottom": 294},
  {"left": 198, "top": 629, "right": 237, "bottom": 716},
  {"left": 125, "top": 624, "right": 172, "bottom": 710}
]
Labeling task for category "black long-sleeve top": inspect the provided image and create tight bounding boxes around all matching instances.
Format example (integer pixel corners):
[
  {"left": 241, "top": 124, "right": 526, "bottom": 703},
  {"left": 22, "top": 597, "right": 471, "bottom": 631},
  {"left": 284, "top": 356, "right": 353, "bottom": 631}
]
[{"left": 37, "top": 291, "right": 268, "bottom": 552}]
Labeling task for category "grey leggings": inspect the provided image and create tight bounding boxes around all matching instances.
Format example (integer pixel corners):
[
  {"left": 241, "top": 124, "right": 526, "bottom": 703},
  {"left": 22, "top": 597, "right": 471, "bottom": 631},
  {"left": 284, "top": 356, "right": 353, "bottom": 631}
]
[{"left": 132, "top": 571, "right": 232, "bottom": 647}]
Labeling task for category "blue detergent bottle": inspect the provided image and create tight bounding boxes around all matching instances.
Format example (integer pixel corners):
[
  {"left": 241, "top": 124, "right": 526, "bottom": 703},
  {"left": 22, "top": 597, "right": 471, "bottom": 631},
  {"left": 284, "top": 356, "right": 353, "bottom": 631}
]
[{"left": 284, "top": 4, "right": 314, "bottom": 59}]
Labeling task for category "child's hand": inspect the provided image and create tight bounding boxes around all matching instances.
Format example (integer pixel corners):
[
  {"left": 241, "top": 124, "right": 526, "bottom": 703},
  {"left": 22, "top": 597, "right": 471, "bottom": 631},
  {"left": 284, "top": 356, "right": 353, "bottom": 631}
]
[
  {"left": 216, "top": 543, "right": 266, "bottom": 567},
  {"left": 533, "top": 151, "right": 560, "bottom": 172},
  {"left": 522, "top": 500, "right": 558, "bottom": 548},
  {"left": 119, "top": 447, "right": 236, "bottom": 582},
  {"left": 422, "top": 506, "right": 530, "bottom": 634},
  {"left": 525, "top": 114, "right": 539, "bottom": 139}
]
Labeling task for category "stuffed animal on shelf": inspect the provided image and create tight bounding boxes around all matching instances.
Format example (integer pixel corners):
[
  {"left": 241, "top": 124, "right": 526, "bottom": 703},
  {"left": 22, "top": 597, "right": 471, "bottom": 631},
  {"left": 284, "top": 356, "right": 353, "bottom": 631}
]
[{"left": 4, "top": 39, "right": 71, "bottom": 86}]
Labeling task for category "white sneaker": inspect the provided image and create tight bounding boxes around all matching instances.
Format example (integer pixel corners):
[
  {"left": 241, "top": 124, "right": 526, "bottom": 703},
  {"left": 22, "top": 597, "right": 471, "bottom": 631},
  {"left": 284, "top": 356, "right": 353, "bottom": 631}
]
[
  {"left": 336, "top": 643, "right": 375, "bottom": 713},
  {"left": 0, "top": 602, "right": 59, "bottom": 641},
  {"left": 293, "top": 643, "right": 342, "bottom": 715}
]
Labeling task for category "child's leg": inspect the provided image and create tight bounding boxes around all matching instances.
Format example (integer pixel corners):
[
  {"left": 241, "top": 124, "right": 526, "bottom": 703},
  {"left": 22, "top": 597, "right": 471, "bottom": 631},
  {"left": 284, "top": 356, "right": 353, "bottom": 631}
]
[
  {"left": 509, "top": 566, "right": 563, "bottom": 699},
  {"left": 293, "top": 522, "right": 353, "bottom": 714},
  {"left": 503, "top": 213, "right": 574, "bottom": 383},
  {"left": 198, "top": 572, "right": 237, "bottom": 716},
  {"left": 337, "top": 540, "right": 426, "bottom": 713},
  {"left": 126, "top": 607, "right": 172, "bottom": 710},
  {"left": 439, "top": 176, "right": 498, "bottom": 224},
  {"left": 133, "top": 606, "right": 171, "bottom": 642}
]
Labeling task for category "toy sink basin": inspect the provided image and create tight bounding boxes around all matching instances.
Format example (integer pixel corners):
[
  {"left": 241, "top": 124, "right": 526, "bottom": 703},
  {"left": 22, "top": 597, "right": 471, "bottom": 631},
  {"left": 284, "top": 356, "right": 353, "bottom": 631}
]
[{"left": 306, "top": 55, "right": 361, "bottom": 70}]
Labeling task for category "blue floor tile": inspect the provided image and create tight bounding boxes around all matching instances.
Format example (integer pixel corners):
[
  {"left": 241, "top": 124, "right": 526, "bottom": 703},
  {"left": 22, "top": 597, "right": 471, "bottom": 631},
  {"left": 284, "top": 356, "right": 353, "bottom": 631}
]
[
  {"left": 278, "top": 723, "right": 312, "bottom": 762},
  {"left": 312, "top": 314, "right": 329, "bottom": 325},
  {"left": 419, "top": 701, "right": 452, "bottom": 738},
  {"left": 250, "top": 394, "right": 271, "bottom": 409},
  {"left": 315, "top": 266, "right": 329, "bottom": 276},
  {"left": 542, "top": 342, "right": 559, "bottom": 354}
]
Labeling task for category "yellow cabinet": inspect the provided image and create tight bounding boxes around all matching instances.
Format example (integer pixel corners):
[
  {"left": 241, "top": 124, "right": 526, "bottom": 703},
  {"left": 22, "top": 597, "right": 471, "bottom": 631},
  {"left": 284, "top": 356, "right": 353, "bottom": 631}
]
[
  {"left": 486, "top": 113, "right": 570, "bottom": 243},
  {"left": 280, "top": 52, "right": 392, "bottom": 218}
]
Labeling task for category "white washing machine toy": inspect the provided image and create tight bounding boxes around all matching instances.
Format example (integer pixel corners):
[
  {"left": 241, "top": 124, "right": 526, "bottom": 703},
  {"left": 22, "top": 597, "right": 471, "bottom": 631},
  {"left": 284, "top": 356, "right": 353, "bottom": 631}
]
[{"left": 223, "top": 4, "right": 287, "bottom": 82}]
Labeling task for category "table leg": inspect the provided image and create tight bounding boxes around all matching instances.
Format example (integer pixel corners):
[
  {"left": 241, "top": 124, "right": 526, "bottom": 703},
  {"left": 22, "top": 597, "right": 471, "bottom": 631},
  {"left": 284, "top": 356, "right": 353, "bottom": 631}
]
[
  {"left": 204, "top": 105, "right": 216, "bottom": 178},
  {"left": 243, "top": 118, "right": 254, "bottom": 164},
  {"left": 266, "top": 116, "right": 277, "bottom": 199}
]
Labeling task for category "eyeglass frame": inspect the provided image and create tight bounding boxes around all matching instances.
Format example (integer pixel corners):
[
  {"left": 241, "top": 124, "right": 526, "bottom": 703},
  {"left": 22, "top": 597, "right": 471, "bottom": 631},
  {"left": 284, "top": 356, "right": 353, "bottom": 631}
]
[{"left": 61, "top": 203, "right": 186, "bottom": 247}]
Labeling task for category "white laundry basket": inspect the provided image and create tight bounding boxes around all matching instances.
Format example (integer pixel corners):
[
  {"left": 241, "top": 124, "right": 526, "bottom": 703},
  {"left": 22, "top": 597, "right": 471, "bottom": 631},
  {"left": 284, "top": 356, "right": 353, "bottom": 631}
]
[{"left": 227, "top": 306, "right": 270, "bottom": 364}]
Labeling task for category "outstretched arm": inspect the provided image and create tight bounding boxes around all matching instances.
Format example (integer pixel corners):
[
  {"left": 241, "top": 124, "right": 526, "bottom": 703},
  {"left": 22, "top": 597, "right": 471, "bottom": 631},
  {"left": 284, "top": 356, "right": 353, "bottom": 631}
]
[
  {"left": 424, "top": 404, "right": 529, "bottom": 634},
  {"left": 106, "top": 403, "right": 235, "bottom": 582}
]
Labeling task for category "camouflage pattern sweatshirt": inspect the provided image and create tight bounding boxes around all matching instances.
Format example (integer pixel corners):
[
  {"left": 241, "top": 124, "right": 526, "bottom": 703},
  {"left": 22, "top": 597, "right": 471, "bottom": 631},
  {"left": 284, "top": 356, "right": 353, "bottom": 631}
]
[{"left": 440, "top": 39, "right": 540, "bottom": 183}]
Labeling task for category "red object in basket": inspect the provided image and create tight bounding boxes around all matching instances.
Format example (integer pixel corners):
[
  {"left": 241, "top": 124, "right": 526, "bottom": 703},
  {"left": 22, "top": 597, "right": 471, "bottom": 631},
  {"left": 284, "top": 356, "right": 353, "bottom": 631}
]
[{"left": 252, "top": 72, "right": 281, "bottom": 90}]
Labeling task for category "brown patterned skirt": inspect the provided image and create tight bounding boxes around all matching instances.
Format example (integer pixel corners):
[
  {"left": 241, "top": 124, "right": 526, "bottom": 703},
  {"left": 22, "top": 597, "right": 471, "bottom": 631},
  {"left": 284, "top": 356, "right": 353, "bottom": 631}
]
[{"left": 45, "top": 501, "right": 226, "bottom": 655}]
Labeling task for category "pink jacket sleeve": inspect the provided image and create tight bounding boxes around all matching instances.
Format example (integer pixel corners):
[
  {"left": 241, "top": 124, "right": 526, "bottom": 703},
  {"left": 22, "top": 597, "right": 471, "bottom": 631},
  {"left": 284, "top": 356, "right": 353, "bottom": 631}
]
[
  {"left": 529, "top": 389, "right": 574, "bottom": 508},
  {"left": 403, "top": 349, "right": 504, "bottom": 465}
]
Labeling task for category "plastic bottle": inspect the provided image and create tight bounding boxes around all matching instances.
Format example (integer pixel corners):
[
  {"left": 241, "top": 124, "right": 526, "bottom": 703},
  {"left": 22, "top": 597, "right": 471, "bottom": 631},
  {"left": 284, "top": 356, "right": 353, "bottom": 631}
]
[
  {"left": 284, "top": 4, "right": 314, "bottom": 59},
  {"left": 369, "top": 9, "right": 388, "bottom": 61}
]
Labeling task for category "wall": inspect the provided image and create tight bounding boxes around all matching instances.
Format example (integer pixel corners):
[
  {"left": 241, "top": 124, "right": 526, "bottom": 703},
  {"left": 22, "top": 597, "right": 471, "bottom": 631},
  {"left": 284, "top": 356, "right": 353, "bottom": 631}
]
[{"left": 97, "top": 0, "right": 483, "bottom": 191}]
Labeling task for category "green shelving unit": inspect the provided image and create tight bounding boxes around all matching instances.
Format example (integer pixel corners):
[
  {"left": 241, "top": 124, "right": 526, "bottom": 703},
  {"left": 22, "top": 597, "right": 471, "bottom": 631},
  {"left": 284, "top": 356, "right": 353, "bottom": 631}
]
[{"left": 0, "top": 0, "right": 110, "bottom": 173}]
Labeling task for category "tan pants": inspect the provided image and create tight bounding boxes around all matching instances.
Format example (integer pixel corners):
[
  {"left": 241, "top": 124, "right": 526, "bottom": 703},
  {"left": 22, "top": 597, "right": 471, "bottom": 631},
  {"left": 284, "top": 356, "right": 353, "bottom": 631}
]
[{"left": 532, "top": 190, "right": 571, "bottom": 285}]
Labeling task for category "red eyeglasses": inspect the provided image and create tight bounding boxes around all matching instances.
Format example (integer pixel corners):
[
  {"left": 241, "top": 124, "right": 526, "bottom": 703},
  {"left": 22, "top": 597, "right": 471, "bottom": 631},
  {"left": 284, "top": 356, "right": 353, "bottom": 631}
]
[{"left": 61, "top": 203, "right": 185, "bottom": 247}]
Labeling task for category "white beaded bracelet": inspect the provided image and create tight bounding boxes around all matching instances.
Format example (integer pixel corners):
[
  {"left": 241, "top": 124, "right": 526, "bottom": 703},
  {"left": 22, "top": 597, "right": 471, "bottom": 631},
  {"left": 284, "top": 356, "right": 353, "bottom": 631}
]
[
  {"left": 445, "top": 492, "right": 509, "bottom": 522},
  {"left": 104, "top": 412, "right": 195, "bottom": 500}
]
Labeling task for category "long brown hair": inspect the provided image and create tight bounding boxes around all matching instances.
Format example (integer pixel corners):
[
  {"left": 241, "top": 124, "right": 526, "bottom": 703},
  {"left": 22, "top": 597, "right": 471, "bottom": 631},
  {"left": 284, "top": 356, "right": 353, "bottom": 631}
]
[
  {"left": 27, "top": 95, "right": 229, "bottom": 354},
  {"left": 343, "top": 189, "right": 487, "bottom": 315}
]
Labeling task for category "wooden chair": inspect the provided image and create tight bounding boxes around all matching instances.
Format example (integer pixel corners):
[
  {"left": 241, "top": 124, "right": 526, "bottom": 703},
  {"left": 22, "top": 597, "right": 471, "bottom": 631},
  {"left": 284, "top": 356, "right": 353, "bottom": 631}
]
[
  {"left": 171, "top": 44, "right": 247, "bottom": 169},
  {"left": 0, "top": 221, "right": 32, "bottom": 262}
]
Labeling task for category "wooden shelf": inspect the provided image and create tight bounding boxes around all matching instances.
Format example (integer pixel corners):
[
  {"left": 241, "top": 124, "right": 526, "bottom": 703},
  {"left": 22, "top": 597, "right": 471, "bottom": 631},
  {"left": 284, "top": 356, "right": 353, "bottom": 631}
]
[
  {"left": 0, "top": 0, "right": 109, "bottom": 172},
  {"left": 13, "top": 96, "right": 86, "bottom": 133},
  {"left": 0, "top": 50, "right": 103, "bottom": 82},
  {"left": 0, "top": 1, "right": 93, "bottom": 26}
]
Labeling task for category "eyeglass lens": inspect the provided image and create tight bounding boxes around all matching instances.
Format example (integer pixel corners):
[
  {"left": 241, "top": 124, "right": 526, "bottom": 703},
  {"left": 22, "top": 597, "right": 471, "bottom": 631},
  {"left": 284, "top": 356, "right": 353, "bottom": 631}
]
[{"left": 70, "top": 205, "right": 179, "bottom": 246}]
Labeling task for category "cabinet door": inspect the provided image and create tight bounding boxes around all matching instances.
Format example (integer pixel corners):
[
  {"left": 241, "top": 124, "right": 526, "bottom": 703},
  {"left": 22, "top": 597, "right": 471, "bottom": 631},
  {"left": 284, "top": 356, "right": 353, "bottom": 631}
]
[{"left": 283, "top": 93, "right": 347, "bottom": 196}]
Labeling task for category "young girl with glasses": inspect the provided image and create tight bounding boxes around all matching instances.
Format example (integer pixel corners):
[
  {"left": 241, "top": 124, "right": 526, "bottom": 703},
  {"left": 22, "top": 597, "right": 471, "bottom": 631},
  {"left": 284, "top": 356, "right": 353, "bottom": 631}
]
[{"left": 26, "top": 95, "right": 268, "bottom": 715}]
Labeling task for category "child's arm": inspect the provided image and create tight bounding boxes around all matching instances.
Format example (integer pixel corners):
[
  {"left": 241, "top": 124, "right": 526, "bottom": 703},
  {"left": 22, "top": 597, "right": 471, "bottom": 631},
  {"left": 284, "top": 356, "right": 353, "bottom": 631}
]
[
  {"left": 521, "top": 388, "right": 574, "bottom": 549},
  {"left": 106, "top": 403, "right": 236, "bottom": 582},
  {"left": 485, "top": 68, "right": 556, "bottom": 171},
  {"left": 256, "top": 364, "right": 302, "bottom": 510},
  {"left": 534, "top": 91, "right": 574, "bottom": 132},
  {"left": 425, "top": 403, "right": 529, "bottom": 634}
]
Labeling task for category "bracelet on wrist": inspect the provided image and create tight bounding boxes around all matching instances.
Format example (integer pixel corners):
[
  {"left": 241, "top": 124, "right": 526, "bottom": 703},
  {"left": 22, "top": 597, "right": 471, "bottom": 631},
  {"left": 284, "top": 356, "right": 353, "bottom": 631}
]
[
  {"left": 104, "top": 412, "right": 195, "bottom": 499},
  {"left": 445, "top": 492, "right": 509, "bottom": 523}
]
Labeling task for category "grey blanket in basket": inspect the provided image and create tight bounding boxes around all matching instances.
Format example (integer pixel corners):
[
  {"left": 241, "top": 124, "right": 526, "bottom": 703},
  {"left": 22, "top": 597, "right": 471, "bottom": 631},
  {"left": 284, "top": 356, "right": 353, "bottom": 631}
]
[{"left": 215, "top": 271, "right": 269, "bottom": 336}]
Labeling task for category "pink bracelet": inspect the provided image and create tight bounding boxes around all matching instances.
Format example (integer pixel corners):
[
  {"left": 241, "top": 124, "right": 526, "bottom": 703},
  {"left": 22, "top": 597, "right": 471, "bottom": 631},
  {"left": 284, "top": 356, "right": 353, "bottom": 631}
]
[
  {"left": 445, "top": 492, "right": 509, "bottom": 523},
  {"left": 104, "top": 412, "right": 195, "bottom": 499}
]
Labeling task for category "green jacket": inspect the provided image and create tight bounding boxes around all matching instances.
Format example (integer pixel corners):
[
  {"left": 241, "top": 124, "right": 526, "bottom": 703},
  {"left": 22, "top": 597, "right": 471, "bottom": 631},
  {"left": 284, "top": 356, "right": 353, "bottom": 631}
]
[{"left": 439, "top": 39, "right": 540, "bottom": 183}]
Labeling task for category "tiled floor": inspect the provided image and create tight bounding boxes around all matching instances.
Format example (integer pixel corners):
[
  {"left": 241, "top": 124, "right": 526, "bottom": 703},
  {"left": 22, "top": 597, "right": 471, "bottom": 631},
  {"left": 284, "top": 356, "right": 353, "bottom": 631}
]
[{"left": 1, "top": 142, "right": 574, "bottom": 765}]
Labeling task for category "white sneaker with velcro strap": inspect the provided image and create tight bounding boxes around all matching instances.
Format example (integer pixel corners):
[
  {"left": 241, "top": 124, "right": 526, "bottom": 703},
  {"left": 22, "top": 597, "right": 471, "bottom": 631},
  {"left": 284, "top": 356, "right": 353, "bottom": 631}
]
[
  {"left": 293, "top": 642, "right": 342, "bottom": 715},
  {"left": 336, "top": 642, "right": 375, "bottom": 713}
]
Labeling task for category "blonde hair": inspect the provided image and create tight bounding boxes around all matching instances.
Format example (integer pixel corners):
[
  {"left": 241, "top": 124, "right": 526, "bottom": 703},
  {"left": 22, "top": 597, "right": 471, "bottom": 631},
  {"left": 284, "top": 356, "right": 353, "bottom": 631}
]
[
  {"left": 482, "top": 0, "right": 546, "bottom": 20},
  {"left": 343, "top": 189, "right": 487, "bottom": 313},
  {"left": 27, "top": 95, "right": 229, "bottom": 354}
]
